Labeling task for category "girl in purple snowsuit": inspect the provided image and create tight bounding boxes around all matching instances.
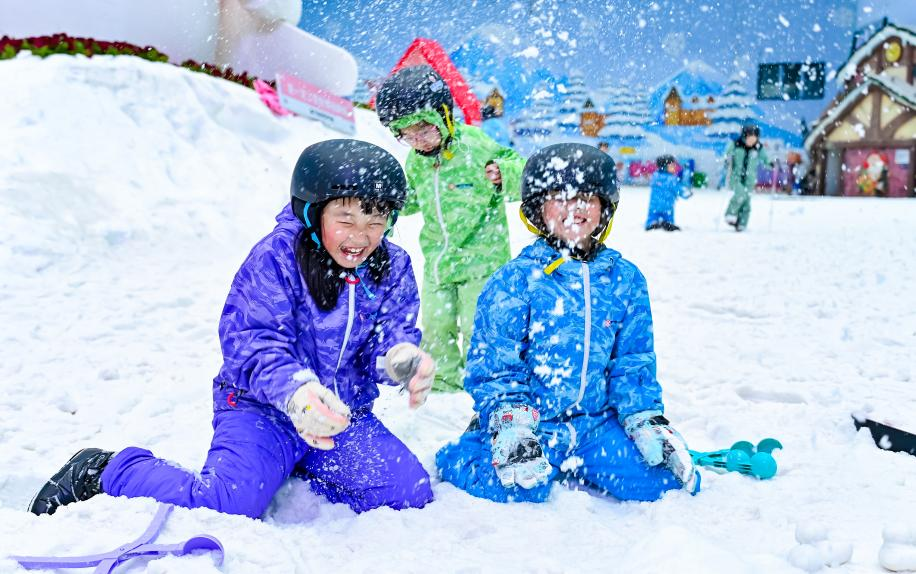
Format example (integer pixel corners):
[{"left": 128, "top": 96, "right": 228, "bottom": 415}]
[{"left": 29, "top": 140, "right": 436, "bottom": 518}]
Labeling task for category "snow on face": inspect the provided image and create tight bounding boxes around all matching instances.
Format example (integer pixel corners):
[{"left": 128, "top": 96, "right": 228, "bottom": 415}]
[{"left": 542, "top": 192, "right": 602, "bottom": 249}]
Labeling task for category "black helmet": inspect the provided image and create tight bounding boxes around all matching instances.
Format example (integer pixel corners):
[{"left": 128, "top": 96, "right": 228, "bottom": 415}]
[
  {"left": 290, "top": 139, "right": 407, "bottom": 227},
  {"left": 656, "top": 154, "right": 677, "bottom": 171},
  {"left": 375, "top": 65, "right": 454, "bottom": 127},
  {"left": 741, "top": 122, "right": 760, "bottom": 138},
  {"left": 520, "top": 143, "right": 620, "bottom": 234}
]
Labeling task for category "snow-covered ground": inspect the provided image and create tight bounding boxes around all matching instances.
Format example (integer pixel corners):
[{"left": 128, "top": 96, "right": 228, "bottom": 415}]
[{"left": 1, "top": 54, "right": 915, "bottom": 573}]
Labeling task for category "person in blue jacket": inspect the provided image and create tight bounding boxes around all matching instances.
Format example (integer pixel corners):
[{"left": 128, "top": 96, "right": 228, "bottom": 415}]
[
  {"left": 29, "top": 140, "right": 436, "bottom": 518},
  {"left": 646, "top": 154, "right": 692, "bottom": 231},
  {"left": 436, "top": 143, "right": 699, "bottom": 503}
]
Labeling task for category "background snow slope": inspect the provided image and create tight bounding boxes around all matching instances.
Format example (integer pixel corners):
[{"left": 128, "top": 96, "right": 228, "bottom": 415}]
[{"left": 1, "top": 54, "right": 915, "bottom": 573}]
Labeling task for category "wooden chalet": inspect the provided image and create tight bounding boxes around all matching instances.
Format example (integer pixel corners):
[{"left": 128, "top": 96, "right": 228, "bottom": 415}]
[{"left": 804, "top": 22, "right": 915, "bottom": 197}]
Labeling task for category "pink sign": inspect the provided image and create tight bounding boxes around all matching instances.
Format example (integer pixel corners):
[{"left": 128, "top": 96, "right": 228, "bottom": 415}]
[{"left": 276, "top": 73, "right": 356, "bottom": 134}]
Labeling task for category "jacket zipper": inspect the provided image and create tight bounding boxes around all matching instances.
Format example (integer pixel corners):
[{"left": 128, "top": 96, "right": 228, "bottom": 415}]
[
  {"left": 575, "top": 262, "right": 592, "bottom": 407},
  {"left": 431, "top": 160, "right": 449, "bottom": 285},
  {"left": 334, "top": 277, "right": 357, "bottom": 397}
]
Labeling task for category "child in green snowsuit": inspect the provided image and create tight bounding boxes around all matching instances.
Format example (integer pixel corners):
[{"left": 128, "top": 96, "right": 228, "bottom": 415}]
[
  {"left": 376, "top": 65, "right": 525, "bottom": 392},
  {"left": 724, "top": 123, "right": 769, "bottom": 231}
]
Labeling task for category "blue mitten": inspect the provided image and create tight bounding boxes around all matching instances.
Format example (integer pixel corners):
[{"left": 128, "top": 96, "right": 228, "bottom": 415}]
[
  {"left": 489, "top": 404, "right": 552, "bottom": 489},
  {"left": 624, "top": 410, "right": 699, "bottom": 492}
]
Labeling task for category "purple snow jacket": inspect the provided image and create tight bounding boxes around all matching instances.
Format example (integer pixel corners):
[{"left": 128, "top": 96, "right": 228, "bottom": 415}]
[{"left": 211, "top": 204, "right": 421, "bottom": 416}]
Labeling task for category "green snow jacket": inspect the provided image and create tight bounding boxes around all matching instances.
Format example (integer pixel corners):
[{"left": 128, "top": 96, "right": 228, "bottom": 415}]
[
  {"left": 726, "top": 139, "right": 770, "bottom": 193},
  {"left": 401, "top": 117, "right": 525, "bottom": 285}
]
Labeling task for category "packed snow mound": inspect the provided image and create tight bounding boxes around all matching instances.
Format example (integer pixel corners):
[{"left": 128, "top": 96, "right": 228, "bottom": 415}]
[{"left": 0, "top": 52, "right": 400, "bottom": 270}]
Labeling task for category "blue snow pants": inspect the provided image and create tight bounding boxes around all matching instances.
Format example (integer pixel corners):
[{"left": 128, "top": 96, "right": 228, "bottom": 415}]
[
  {"left": 436, "top": 414, "right": 693, "bottom": 503},
  {"left": 101, "top": 406, "right": 433, "bottom": 518}
]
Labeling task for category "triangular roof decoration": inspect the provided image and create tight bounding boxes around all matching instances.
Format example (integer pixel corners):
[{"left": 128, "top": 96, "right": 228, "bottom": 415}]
[
  {"left": 372, "top": 38, "right": 482, "bottom": 126},
  {"left": 804, "top": 73, "right": 916, "bottom": 151},
  {"left": 835, "top": 22, "right": 916, "bottom": 85}
]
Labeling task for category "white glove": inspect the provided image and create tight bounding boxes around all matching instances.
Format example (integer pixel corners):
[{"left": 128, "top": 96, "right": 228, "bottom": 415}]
[
  {"left": 624, "top": 410, "right": 698, "bottom": 492},
  {"left": 489, "top": 404, "right": 552, "bottom": 489},
  {"left": 384, "top": 343, "right": 435, "bottom": 409},
  {"left": 287, "top": 381, "right": 351, "bottom": 450}
]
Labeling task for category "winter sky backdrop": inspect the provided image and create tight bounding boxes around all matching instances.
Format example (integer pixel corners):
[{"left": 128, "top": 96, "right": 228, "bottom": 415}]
[{"left": 298, "top": 0, "right": 916, "bottom": 131}]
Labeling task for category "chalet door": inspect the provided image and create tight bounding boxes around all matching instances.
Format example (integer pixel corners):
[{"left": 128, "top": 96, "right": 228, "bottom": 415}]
[{"left": 825, "top": 149, "right": 842, "bottom": 196}]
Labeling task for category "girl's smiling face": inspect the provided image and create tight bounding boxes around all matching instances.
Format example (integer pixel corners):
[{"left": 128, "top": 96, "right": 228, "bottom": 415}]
[
  {"left": 541, "top": 191, "right": 602, "bottom": 249},
  {"left": 320, "top": 198, "right": 389, "bottom": 268}
]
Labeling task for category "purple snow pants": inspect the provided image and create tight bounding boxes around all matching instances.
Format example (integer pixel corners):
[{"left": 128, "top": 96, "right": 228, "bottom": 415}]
[{"left": 101, "top": 406, "right": 433, "bottom": 518}]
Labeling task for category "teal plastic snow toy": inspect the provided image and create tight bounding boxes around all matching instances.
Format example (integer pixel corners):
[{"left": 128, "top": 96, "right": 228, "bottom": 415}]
[{"left": 689, "top": 438, "right": 782, "bottom": 479}]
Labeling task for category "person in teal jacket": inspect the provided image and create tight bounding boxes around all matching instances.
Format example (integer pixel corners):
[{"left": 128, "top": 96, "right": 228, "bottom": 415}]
[
  {"left": 376, "top": 65, "right": 525, "bottom": 392},
  {"left": 724, "top": 123, "right": 769, "bottom": 232},
  {"left": 436, "top": 143, "right": 699, "bottom": 502}
]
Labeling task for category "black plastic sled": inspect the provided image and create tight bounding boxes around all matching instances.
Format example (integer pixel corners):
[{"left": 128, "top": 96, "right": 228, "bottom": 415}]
[{"left": 853, "top": 415, "right": 916, "bottom": 457}]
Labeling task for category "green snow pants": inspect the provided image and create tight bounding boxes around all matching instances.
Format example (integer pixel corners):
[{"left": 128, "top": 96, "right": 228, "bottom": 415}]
[
  {"left": 421, "top": 275, "right": 490, "bottom": 392},
  {"left": 725, "top": 187, "right": 753, "bottom": 230}
]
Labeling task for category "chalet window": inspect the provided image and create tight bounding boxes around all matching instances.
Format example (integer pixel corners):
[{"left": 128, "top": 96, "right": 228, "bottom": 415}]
[{"left": 757, "top": 62, "right": 825, "bottom": 100}]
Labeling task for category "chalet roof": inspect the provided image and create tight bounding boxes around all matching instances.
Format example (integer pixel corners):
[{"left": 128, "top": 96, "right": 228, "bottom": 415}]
[
  {"left": 804, "top": 73, "right": 916, "bottom": 151},
  {"left": 836, "top": 22, "right": 916, "bottom": 84}
]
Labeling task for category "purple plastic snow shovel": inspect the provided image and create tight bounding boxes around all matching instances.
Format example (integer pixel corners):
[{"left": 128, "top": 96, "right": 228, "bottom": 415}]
[{"left": 10, "top": 503, "right": 224, "bottom": 573}]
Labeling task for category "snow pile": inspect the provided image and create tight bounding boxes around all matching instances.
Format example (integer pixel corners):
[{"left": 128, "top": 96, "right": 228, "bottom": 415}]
[
  {"left": 788, "top": 523, "right": 853, "bottom": 571},
  {"left": 880, "top": 524, "right": 916, "bottom": 572},
  {"left": 1, "top": 53, "right": 916, "bottom": 573}
]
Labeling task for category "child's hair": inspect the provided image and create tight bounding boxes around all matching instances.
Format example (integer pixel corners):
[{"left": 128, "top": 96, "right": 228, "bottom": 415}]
[
  {"left": 656, "top": 155, "right": 677, "bottom": 171},
  {"left": 291, "top": 196, "right": 397, "bottom": 310}
]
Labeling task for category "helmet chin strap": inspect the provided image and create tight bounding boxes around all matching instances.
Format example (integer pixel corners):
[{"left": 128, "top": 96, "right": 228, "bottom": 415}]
[
  {"left": 594, "top": 201, "right": 618, "bottom": 243},
  {"left": 301, "top": 202, "right": 322, "bottom": 247},
  {"left": 518, "top": 202, "right": 617, "bottom": 243},
  {"left": 384, "top": 210, "right": 399, "bottom": 236},
  {"left": 518, "top": 202, "right": 617, "bottom": 262}
]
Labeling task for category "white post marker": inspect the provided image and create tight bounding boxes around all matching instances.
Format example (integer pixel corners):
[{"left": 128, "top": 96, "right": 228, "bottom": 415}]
[{"left": 276, "top": 73, "right": 356, "bottom": 135}]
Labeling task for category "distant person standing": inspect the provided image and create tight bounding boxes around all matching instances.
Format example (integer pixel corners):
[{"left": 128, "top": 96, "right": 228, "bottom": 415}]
[
  {"left": 724, "top": 123, "right": 768, "bottom": 232},
  {"left": 646, "top": 155, "right": 692, "bottom": 231},
  {"left": 598, "top": 142, "right": 610, "bottom": 154}
]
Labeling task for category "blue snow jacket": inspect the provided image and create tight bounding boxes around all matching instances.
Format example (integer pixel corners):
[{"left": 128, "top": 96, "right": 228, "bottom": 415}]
[
  {"left": 648, "top": 171, "right": 690, "bottom": 216},
  {"left": 465, "top": 238, "right": 664, "bottom": 434},
  {"left": 211, "top": 204, "right": 421, "bottom": 415}
]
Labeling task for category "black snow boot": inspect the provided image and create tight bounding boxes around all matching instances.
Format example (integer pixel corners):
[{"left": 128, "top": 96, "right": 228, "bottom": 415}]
[
  {"left": 661, "top": 222, "right": 681, "bottom": 231},
  {"left": 28, "top": 448, "right": 114, "bottom": 515}
]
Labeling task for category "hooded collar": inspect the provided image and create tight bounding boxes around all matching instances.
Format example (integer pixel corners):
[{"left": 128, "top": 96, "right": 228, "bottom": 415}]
[
  {"left": 388, "top": 108, "right": 450, "bottom": 140},
  {"left": 388, "top": 109, "right": 454, "bottom": 158},
  {"left": 519, "top": 237, "right": 620, "bottom": 276}
]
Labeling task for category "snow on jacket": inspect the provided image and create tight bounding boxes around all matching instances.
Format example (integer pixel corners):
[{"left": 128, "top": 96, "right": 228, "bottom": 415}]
[
  {"left": 648, "top": 171, "right": 690, "bottom": 214},
  {"left": 212, "top": 204, "right": 421, "bottom": 414},
  {"left": 402, "top": 121, "right": 525, "bottom": 285},
  {"left": 465, "top": 238, "right": 664, "bottom": 427}
]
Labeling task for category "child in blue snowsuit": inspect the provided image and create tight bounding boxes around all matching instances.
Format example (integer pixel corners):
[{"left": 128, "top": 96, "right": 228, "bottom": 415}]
[
  {"left": 646, "top": 154, "right": 692, "bottom": 231},
  {"left": 436, "top": 143, "right": 699, "bottom": 503},
  {"left": 29, "top": 140, "right": 436, "bottom": 518}
]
